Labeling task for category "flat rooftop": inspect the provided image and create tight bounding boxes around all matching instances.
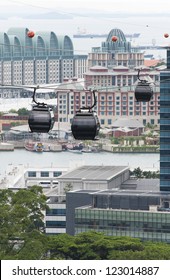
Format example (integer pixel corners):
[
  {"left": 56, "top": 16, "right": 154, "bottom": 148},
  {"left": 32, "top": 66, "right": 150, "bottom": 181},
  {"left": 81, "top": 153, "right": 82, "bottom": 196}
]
[
  {"left": 93, "top": 178, "right": 170, "bottom": 198},
  {"left": 59, "top": 165, "right": 128, "bottom": 181}
]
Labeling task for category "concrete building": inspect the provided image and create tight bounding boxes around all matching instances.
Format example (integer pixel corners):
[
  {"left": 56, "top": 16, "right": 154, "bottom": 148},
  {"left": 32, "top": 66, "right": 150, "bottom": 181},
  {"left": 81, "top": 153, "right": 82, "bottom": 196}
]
[
  {"left": 58, "top": 165, "right": 129, "bottom": 194},
  {"left": 0, "top": 27, "right": 87, "bottom": 99},
  {"left": 88, "top": 28, "right": 144, "bottom": 69},
  {"left": 65, "top": 170, "right": 170, "bottom": 243},
  {"left": 73, "top": 188, "right": 170, "bottom": 242},
  {"left": 56, "top": 66, "right": 160, "bottom": 126}
]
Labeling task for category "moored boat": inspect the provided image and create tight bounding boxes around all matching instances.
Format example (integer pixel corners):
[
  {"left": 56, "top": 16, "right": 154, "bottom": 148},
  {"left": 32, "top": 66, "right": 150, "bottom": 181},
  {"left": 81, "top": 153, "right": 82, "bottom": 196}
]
[
  {"left": 24, "top": 141, "right": 44, "bottom": 152},
  {"left": 67, "top": 149, "right": 82, "bottom": 154}
]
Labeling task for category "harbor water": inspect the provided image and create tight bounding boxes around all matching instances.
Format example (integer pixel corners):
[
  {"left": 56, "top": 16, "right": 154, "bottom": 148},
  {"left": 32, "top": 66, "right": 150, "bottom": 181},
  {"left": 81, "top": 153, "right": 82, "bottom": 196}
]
[{"left": 0, "top": 149, "right": 160, "bottom": 177}]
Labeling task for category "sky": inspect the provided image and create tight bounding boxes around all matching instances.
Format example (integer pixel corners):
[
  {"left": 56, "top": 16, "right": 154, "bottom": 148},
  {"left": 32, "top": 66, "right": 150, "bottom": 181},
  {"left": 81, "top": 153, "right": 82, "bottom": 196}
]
[
  {"left": 0, "top": 0, "right": 169, "bottom": 52},
  {"left": 1, "top": 0, "right": 170, "bottom": 15}
]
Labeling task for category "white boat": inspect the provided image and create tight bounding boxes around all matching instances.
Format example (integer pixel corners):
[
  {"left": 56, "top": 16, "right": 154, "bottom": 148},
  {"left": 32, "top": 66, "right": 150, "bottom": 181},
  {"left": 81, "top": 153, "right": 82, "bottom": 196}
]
[
  {"left": 24, "top": 141, "right": 44, "bottom": 152},
  {"left": 81, "top": 148, "right": 93, "bottom": 153},
  {"left": 67, "top": 149, "right": 82, "bottom": 154},
  {"left": 81, "top": 146, "right": 100, "bottom": 153}
]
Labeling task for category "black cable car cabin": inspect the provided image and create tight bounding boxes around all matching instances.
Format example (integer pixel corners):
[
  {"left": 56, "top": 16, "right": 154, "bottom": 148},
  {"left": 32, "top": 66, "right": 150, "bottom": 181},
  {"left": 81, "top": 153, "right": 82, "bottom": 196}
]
[
  {"left": 135, "top": 81, "right": 153, "bottom": 102},
  {"left": 28, "top": 105, "right": 55, "bottom": 133},
  {"left": 71, "top": 110, "right": 100, "bottom": 140},
  {"left": 135, "top": 69, "right": 153, "bottom": 102}
]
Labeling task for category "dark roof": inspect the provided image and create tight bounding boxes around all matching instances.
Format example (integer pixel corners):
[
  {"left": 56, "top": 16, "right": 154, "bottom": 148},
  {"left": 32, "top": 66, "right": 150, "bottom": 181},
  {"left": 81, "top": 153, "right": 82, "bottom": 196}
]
[{"left": 93, "top": 178, "right": 169, "bottom": 198}]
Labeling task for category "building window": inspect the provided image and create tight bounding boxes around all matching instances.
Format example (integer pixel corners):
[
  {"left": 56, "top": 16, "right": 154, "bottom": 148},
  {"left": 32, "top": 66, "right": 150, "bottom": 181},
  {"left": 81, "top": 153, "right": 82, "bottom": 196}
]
[
  {"left": 28, "top": 171, "right": 36, "bottom": 177},
  {"left": 46, "top": 209, "right": 66, "bottom": 216},
  {"left": 41, "top": 171, "right": 49, "bottom": 177},
  {"left": 46, "top": 221, "right": 66, "bottom": 228},
  {"left": 53, "top": 171, "right": 62, "bottom": 177}
]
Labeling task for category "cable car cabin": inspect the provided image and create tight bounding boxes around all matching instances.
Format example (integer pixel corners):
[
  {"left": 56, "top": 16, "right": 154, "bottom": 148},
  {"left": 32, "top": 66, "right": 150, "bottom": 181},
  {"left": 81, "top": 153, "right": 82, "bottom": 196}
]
[
  {"left": 28, "top": 105, "right": 55, "bottom": 133},
  {"left": 71, "top": 111, "right": 100, "bottom": 140},
  {"left": 135, "top": 81, "right": 153, "bottom": 102}
]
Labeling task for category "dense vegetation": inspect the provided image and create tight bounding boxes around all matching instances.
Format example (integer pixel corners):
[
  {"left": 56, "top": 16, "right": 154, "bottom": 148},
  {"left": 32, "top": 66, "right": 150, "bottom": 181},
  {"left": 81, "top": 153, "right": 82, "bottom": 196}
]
[
  {"left": 9, "top": 108, "right": 29, "bottom": 116},
  {"left": 1, "top": 186, "right": 170, "bottom": 260},
  {"left": 130, "top": 167, "right": 159, "bottom": 178}
]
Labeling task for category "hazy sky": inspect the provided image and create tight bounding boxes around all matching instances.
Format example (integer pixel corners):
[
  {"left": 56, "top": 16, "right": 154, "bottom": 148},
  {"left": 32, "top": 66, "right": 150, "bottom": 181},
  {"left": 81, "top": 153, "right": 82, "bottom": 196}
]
[
  {"left": 0, "top": 0, "right": 168, "bottom": 50},
  {"left": 1, "top": 0, "right": 169, "bottom": 14}
]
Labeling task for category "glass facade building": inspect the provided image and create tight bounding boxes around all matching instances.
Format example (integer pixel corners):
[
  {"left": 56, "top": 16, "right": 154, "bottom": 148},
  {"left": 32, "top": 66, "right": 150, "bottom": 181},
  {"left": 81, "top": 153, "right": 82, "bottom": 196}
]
[
  {"left": 75, "top": 208, "right": 170, "bottom": 242},
  {"left": 160, "top": 50, "right": 170, "bottom": 191}
]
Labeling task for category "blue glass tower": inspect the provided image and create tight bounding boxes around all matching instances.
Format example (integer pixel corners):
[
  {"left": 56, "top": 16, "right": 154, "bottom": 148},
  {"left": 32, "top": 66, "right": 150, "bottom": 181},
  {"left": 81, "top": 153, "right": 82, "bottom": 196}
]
[{"left": 160, "top": 49, "right": 170, "bottom": 191}]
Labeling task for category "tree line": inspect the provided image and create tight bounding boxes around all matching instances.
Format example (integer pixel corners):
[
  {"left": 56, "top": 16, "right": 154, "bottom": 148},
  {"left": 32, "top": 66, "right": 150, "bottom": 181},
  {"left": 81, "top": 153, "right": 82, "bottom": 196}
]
[{"left": 130, "top": 167, "right": 159, "bottom": 179}]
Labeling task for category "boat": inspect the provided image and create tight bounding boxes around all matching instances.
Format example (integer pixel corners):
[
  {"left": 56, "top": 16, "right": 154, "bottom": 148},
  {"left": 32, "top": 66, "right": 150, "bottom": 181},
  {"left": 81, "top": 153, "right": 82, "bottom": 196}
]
[
  {"left": 24, "top": 141, "right": 44, "bottom": 152},
  {"left": 81, "top": 145, "right": 101, "bottom": 153},
  {"left": 67, "top": 149, "right": 82, "bottom": 154}
]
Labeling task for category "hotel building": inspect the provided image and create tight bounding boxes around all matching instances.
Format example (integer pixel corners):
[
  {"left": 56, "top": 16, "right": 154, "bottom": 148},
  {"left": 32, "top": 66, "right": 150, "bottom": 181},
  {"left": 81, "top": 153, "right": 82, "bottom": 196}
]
[
  {"left": 0, "top": 27, "right": 88, "bottom": 99},
  {"left": 56, "top": 66, "right": 160, "bottom": 126},
  {"left": 88, "top": 28, "right": 144, "bottom": 69}
]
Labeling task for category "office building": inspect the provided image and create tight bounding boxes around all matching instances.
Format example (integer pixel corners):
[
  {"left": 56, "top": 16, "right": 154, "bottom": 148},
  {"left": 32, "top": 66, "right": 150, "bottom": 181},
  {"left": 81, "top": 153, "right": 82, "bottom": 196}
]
[
  {"left": 65, "top": 167, "right": 170, "bottom": 243},
  {"left": 160, "top": 49, "right": 170, "bottom": 191}
]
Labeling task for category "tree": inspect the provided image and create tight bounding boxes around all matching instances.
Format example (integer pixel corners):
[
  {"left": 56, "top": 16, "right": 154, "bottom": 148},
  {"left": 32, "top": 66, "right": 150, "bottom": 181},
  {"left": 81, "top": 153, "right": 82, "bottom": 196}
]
[
  {"left": 64, "top": 183, "right": 73, "bottom": 194},
  {"left": 0, "top": 186, "right": 48, "bottom": 259},
  {"left": 132, "top": 167, "right": 143, "bottom": 178},
  {"left": 47, "top": 232, "right": 170, "bottom": 260},
  {"left": 9, "top": 109, "right": 17, "bottom": 114},
  {"left": 17, "top": 107, "right": 29, "bottom": 116}
]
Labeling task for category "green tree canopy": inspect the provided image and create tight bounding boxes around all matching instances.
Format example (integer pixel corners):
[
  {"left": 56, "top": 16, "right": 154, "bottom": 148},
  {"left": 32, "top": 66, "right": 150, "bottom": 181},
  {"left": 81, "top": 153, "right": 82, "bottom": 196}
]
[
  {"left": 0, "top": 186, "right": 48, "bottom": 259},
  {"left": 17, "top": 107, "right": 29, "bottom": 116}
]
